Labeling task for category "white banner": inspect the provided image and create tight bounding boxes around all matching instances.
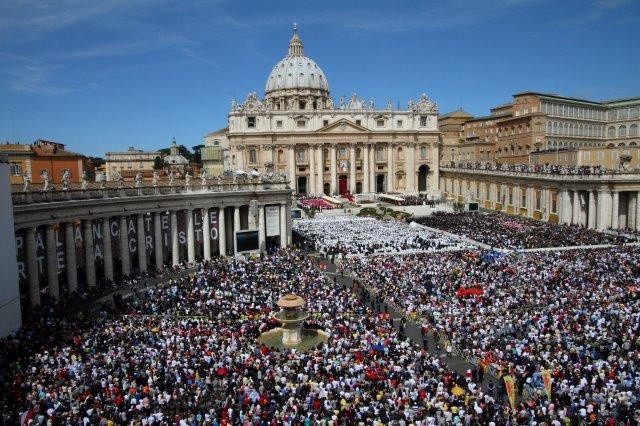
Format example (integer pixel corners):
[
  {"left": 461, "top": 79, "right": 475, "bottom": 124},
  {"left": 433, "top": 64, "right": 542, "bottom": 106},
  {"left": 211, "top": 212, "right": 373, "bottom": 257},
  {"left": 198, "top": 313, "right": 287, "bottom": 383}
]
[{"left": 265, "top": 205, "right": 281, "bottom": 237}]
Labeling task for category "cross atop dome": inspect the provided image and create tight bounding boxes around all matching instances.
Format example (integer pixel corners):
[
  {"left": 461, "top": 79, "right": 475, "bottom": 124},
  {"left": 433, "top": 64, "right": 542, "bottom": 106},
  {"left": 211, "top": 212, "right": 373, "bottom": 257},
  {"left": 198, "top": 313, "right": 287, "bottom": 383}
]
[{"left": 288, "top": 23, "right": 304, "bottom": 57}]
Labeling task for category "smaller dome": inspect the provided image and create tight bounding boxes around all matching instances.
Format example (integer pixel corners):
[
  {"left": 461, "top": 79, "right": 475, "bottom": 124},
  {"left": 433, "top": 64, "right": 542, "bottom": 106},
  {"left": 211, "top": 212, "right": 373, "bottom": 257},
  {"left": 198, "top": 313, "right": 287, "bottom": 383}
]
[{"left": 163, "top": 154, "right": 188, "bottom": 165}]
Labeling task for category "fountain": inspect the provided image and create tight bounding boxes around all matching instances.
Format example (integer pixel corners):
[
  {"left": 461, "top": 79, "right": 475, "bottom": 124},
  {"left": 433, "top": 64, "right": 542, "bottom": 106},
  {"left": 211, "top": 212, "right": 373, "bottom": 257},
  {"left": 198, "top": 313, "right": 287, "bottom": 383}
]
[{"left": 258, "top": 293, "right": 329, "bottom": 351}]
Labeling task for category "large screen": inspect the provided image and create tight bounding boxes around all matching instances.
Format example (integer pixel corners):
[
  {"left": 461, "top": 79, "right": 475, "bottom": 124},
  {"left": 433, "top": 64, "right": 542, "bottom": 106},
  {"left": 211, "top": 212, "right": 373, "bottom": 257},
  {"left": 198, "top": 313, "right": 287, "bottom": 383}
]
[
  {"left": 467, "top": 202, "right": 479, "bottom": 211},
  {"left": 291, "top": 209, "right": 302, "bottom": 219},
  {"left": 236, "top": 230, "right": 259, "bottom": 253}
]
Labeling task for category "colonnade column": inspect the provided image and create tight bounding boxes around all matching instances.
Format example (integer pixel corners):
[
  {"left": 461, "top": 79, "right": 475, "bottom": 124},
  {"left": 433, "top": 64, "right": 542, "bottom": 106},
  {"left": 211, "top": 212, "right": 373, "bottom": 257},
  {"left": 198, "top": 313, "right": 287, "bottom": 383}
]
[
  {"left": 120, "top": 216, "right": 131, "bottom": 275},
  {"left": 636, "top": 192, "right": 640, "bottom": 231},
  {"left": 171, "top": 211, "right": 179, "bottom": 266},
  {"left": 154, "top": 213, "right": 163, "bottom": 268},
  {"left": 560, "top": 189, "right": 570, "bottom": 224},
  {"left": 258, "top": 204, "right": 265, "bottom": 252},
  {"left": 316, "top": 147, "right": 324, "bottom": 195},
  {"left": 102, "top": 218, "right": 113, "bottom": 281},
  {"left": 64, "top": 222, "right": 77, "bottom": 292},
  {"left": 308, "top": 145, "right": 316, "bottom": 195},
  {"left": 280, "top": 203, "right": 287, "bottom": 248},
  {"left": 233, "top": 206, "right": 240, "bottom": 254},
  {"left": 25, "top": 228, "right": 40, "bottom": 307},
  {"left": 363, "top": 145, "right": 370, "bottom": 193},
  {"left": 611, "top": 191, "right": 619, "bottom": 229},
  {"left": 596, "top": 190, "right": 609, "bottom": 230},
  {"left": 330, "top": 145, "right": 337, "bottom": 195},
  {"left": 186, "top": 209, "right": 195, "bottom": 264},
  {"left": 137, "top": 214, "right": 147, "bottom": 272},
  {"left": 588, "top": 191, "right": 597, "bottom": 229},
  {"left": 572, "top": 191, "right": 580, "bottom": 226},
  {"left": 202, "top": 208, "right": 211, "bottom": 260},
  {"left": 45, "top": 224, "right": 59, "bottom": 301},
  {"left": 349, "top": 144, "right": 356, "bottom": 193},
  {"left": 386, "top": 144, "right": 393, "bottom": 192},
  {"left": 83, "top": 220, "right": 95, "bottom": 288},
  {"left": 628, "top": 193, "right": 637, "bottom": 231},
  {"left": 218, "top": 208, "right": 227, "bottom": 256}
]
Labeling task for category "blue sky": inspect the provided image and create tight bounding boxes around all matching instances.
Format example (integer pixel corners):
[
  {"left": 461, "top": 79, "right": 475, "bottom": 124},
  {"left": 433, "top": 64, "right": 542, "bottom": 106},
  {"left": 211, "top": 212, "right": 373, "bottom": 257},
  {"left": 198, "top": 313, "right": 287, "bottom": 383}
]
[{"left": 1, "top": 0, "right": 639, "bottom": 157}]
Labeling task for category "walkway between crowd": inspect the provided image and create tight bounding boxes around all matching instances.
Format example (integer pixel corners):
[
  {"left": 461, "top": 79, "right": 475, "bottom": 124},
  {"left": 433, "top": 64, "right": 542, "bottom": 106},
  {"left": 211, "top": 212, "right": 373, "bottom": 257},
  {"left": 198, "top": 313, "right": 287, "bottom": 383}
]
[{"left": 309, "top": 253, "right": 494, "bottom": 386}]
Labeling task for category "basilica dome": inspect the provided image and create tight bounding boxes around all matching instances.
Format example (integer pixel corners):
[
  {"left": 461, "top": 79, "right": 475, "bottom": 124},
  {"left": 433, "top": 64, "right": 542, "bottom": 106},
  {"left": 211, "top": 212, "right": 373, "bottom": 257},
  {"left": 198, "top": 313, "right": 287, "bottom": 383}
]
[{"left": 265, "top": 25, "right": 329, "bottom": 95}]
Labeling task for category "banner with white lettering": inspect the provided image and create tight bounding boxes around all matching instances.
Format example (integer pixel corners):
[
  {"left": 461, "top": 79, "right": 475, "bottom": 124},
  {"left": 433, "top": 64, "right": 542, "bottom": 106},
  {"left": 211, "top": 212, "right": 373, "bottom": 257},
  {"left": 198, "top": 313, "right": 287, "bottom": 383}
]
[
  {"left": 209, "top": 209, "right": 219, "bottom": 255},
  {"left": 15, "top": 230, "right": 26, "bottom": 285},
  {"left": 265, "top": 205, "right": 281, "bottom": 237}
]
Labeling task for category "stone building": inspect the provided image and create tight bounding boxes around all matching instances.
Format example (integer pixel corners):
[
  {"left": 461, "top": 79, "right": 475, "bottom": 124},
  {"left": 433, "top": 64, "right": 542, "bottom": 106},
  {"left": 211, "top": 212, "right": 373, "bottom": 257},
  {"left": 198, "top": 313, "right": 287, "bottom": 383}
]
[
  {"left": 105, "top": 146, "right": 161, "bottom": 180},
  {"left": 224, "top": 26, "right": 440, "bottom": 196},
  {"left": 201, "top": 127, "right": 229, "bottom": 176}
]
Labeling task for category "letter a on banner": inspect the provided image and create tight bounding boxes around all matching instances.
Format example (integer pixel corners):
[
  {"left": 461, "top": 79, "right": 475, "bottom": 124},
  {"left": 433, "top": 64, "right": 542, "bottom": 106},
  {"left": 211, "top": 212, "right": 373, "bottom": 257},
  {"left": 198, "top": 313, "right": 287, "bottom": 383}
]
[
  {"left": 541, "top": 369, "right": 552, "bottom": 400},
  {"left": 503, "top": 375, "right": 516, "bottom": 409}
]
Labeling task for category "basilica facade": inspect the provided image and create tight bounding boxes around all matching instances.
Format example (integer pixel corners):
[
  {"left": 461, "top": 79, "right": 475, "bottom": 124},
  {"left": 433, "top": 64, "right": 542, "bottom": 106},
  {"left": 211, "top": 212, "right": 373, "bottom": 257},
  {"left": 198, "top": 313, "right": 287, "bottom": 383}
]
[{"left": 226, "top": 26, "right": 441, "bottom": 196}]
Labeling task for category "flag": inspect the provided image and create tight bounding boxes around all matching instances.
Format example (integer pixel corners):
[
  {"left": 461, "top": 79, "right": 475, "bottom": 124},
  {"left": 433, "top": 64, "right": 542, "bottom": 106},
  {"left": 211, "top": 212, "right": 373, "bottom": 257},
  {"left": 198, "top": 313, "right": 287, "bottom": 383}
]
[
  {"left": 503, "top": 375, "right": 516, "bottom": 409},
  {"left": 541, "top": 369, "right": 552, "bottom": 400}
]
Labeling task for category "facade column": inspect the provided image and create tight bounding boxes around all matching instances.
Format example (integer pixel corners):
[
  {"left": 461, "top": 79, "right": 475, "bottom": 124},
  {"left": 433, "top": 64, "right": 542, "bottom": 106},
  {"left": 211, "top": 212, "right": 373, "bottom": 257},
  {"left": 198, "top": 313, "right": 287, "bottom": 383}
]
[
  {"left": 330, "top": 144, "right": 337, "bottom": 195},
  {"left": 202, "top": 208, "right": 211, "bottom": 260},
  {"left": 120, "top": 216, "right": 131, "bottom": 276},
  {"left": 45, "top": 224, "right": 60, "bottom": 301},
  {"left": 186, "top": 209, "right": 195, "bottom": 264},
  {"left": 233, "top": 206, "right": 240, "bottom": 254},
  {"left": 386, "top": 144, "right": 393, "bottom": 192},
  {"left": 137, "top": 214, "right": 147, "bottom": 272},
  {"left": 218, "top": 207, "right": 227, "bottom": 256},
  {"left": 25, "top": 228, "right": 40, "bottom": 307},
  {"left": 316, "top": 146, "right": 324, "bottom": 195},
  {"left": 280, "top": 203, "right": 287, "bottom": 248},
  {"left": 154, "top": 213, "right": 163, "bottom": 269},
  {"left": 83, "top": 219, "right": 95, "bottom": 288},
  {"left": 588, "top": 190, "right": 597, "bottom": 229},
  {"left": 363, "top": 145, "right": 370, "bottom": 193},
  {"left": 170, "top": 211, "right": 179, "bottom": 266},
  {"left": 527, "top": 187, "right": 534, "bottom": 217},
  {"left": 611, "top": 190, "right": 619, "bottom": 229},
  {"left": 406, "top": 144, "right": 415, "bottom": 193},
  {"left": 572, "top": 191, "right": 580, "bottom": 226},
  {"left": 308, "top": 145, "right": 316, "bottom": 195},
  {"left": 287, "top": 146, "right": 296, "bottom": 192},
  {"left": 349, "top": 143, "right": 356, "bottom": 193},
  {"left": 369, "top": 144, "right": 376, "bottom": 192},
  {"left": 514, "top": 185, "right": 520, "bottom": 212},
  {"left": 258, "top": 204, "right": 265, "bottom": 252},
  {"left": 102, "top": 218, "right": 113, "bottom": 281},
  {"left": 64, "top": 223, "right": 78, "bottom": 292}
]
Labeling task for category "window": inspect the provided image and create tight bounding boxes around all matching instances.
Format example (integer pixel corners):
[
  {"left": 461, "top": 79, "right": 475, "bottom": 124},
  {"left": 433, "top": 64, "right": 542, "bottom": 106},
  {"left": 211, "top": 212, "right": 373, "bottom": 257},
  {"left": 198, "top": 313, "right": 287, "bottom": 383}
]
[
  {"left": 420, "top": 116, "right": 428, "bottom": 126},
  {"left": 420, "top": 146, "right": 427, "bottom": 159},
  {"left": 276, "top": 120, "right": 283, "bottom": 128},
  {"left": 249, "top": 149, "right": 257, "bottom": 163},
  {"left": 607, "top": 126, "right": 615, "bottom": 138},
  {"left": 296, "top": 120, "right": 306, "bottom": 128},
  {"left": 582, "top": 152, "right": 590, "bottom": 161},
  {"left": 277, "top": 150, "right": 284, "bottom": 163},
  {"left": 630, "top": 124, "right": 638, "bottom": 136},
  {"left": 247, "top": 116, "right": 256, "bottom": 128},
  {"left": 323, "top": 120, "right": 329, "bottom": 126},
  {"left": 397, "top": 120, "right": 403, "bottom": 128},
  {"left": 10, "top": 163, "right": 21, "bottom": 175},
  {"left": 355, "top": 119, "right": 362, "bottom": 126},
  {"left": 611, "top": 150, "right": 618, "bottom": 160},
  {"left": 376, "top": 119, "right": 384, "bottom": 127},
  {"left": 376, "top": 147, "right": 384, "bottom": 161},
  {"left": 296, "top": 149, "right": 305, "bottom": 162},
  {"left": 618, "top": 125, "right": 627, "bottom": 137},
  {"left": 338, "top": 147, "right": 347, "bottom": 158},
  {"left": 299, "top": 101, "right": 306, "bottom": 110}
]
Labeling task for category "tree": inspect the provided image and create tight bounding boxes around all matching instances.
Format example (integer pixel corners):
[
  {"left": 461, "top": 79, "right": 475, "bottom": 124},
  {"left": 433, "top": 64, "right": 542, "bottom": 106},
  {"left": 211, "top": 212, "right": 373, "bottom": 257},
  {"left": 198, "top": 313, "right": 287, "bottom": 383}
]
[
  {"left": 192, "top": 144, "right": 205, "bottom": 164},
  {"left": 153, "top": 156, "right": 163, "bottom": 170},
  {"left": 89, "top": 156, "right": 105, "bottom": 167}
]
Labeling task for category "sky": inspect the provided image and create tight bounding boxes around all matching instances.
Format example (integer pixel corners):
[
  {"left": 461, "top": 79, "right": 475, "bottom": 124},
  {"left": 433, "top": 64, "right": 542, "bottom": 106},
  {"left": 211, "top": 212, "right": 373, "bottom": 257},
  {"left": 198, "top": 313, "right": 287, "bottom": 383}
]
[{"left": 1, "top": 0, "right": 639, "bottom": 157}]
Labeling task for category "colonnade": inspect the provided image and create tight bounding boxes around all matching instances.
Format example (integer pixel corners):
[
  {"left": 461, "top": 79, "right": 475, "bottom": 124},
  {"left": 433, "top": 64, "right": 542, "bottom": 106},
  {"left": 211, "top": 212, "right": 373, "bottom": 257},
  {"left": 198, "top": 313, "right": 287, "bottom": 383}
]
[
  {"left": 441, "top": 173, "right": 640, "bottom": 231},
  {"left": 18, "top": 203, "right": 290, "bottom": 308}
]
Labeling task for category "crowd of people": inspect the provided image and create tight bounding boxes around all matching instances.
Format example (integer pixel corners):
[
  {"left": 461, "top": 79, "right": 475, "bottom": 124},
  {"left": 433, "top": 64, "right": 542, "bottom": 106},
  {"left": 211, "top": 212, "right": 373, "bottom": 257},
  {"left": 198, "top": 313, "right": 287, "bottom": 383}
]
[
  {"left": 293, "top": 217, "right": 470, "bottom": 256},
  {"left": 447, "top": 162, "right": 619, "bottom": 175},
  {"left": 415, "top": 212, "right": 625, "bottom": 249},
  {"left": 1, "top": 249, "right": 528, "bottom": 425},
  {"left": 341, "top": 246, "right": 640, "bottom": 424}
]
